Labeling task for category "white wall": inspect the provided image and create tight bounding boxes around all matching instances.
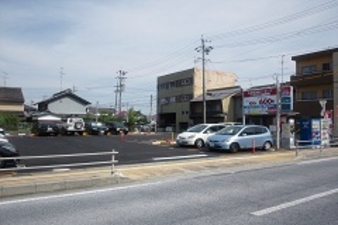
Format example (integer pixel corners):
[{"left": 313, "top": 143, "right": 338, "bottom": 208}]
[{"left": 48, "top": 97, "right": 88, "bottom": 115}]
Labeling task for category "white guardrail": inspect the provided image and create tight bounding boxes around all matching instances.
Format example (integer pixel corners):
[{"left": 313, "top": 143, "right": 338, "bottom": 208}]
[
  {"left": 294, "top": 138, "right": 338, "bottom": 156},
  {"left": 0, "top": 149, "right": 118, "bottom": 174}
]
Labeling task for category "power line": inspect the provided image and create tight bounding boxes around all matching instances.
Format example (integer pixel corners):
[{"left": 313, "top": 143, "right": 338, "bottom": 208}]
[
  {"left": 127, "top": 39, "right": 199, "bottom": 74},
  {"left": 209, "top": 0, "right": 338, "bottom": 40},
  {"left": 214, "top": 18, "right": 338, "bottom": 48}
]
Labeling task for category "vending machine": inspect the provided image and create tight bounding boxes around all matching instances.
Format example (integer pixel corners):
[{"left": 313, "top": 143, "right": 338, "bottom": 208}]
[{"left": 300, "top": 118, "right": 321, "bottom": 146}]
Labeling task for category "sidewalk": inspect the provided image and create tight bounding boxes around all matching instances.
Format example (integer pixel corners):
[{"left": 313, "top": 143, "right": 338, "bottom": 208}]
[{"left": 1, "top": 148, "right": 338, "bottom": 198}]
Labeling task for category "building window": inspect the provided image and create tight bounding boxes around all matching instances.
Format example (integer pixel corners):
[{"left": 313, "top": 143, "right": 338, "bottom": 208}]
[
  {"left": 169, "top": 81, "right": 176, "bottom": 89},
  {"left": 301, "top": 91, "right": 317, "bottom": 100},
  {"left": 322, "top": 89, "right": 333, "bottom": 99},
  {"left": 301, "top": 65, "right": 317, "bottom": 75},
  {"left": 181, "top": 79, "right": 190, "bottom": 85},
  {"left": 169, "top": 96, "right": 176, "bottom": 103},
  {"left": 322, "top": 63, "right": 331, "bottom": 71},
  {"left": 160, "top": 98, "right": 168, "bottom": 105},
  {"left": 181, "top": 95, "right": 189, "bottom": 102}
]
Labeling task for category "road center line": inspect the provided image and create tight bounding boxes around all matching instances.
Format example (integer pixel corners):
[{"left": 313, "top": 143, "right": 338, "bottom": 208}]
[
  {"left": 251, "top": 188, "right": 338, "bottom": 216},
  {"left": 152, "top": 154, "right": 208, "bottom": 161}
]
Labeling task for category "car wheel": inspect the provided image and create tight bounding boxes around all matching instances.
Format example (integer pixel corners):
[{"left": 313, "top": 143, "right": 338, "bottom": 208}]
[
  {"left": 263, "top": 141, "right": 272, "bottom": 150},
  {"left": 230, "top": 143, "right": 240, "bottom": 153},
  {"left": 195, "top": 139, "right": 204, "bottom": 148}
]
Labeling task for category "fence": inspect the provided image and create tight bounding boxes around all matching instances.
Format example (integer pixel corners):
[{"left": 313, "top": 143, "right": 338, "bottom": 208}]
[
  {"left": 294, "top": 138, "right": 338, "bottom": 157},
  {"left": 0, "top": 149, "right": 118, "bottom": 174}
]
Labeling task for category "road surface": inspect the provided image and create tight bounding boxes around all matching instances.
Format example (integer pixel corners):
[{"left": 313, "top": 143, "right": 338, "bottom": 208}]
[{"left": 1, "top": 156, "right": 338, "bottom": 224}]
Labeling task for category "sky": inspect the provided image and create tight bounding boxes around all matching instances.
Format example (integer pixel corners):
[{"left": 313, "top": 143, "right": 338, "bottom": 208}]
[{"left": 1, "top": 0, "right": 338, "bottom": 115}]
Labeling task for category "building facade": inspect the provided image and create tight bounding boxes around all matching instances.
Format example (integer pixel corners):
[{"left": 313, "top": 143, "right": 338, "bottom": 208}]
[
  {"left": 0, "top": 87, "right": 25, "bottom": 117},
  {"left": 35, "top": 89, "right": 91, "bottom": 116},
  {"left": 190, "top": 86, "right": 242, "bottom": 124},
  {"left": 157, "top": 67, "right": 237, "bottom": 132},
  {"left": 290, "top": 47, "right": 338, "bottom": 134}
]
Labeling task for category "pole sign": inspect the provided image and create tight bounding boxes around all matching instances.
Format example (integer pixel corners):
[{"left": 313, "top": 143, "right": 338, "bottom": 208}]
[
  {"left": 280, "top": 86, "right": 293, "bottom": 113},
  {"left": 243, "top": 86, "right": 293, "bottom": 115}
]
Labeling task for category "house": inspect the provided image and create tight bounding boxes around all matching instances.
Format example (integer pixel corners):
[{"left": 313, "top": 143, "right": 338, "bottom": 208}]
[
  {"left": 157, "top": 67, "right": 237, "bottom": 132},
  {"left": 35, "top": 89, "right": 91, "bottom": 116},
  {"left": 190, "top": 86, "right": 242, "bottom": 125},
  {"left": 0, "top": 87, "right": 25, "bottom": 118},
  {"left": 290, "top": 47, "right": 338, "bottom": 135}
]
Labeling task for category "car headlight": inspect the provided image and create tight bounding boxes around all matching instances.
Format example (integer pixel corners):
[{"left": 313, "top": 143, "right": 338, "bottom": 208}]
[
  {"left": 187, "top": 135, "right": 196, "bottom": 139},
  {"left": 221, "top": 139, "right": 229, "bottom": 143}
]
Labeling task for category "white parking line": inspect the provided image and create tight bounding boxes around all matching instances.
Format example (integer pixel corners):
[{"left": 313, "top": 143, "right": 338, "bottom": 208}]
[
  {"left": 251, "top": 188, "right": 338, "bottom": 216},
  {"left": 152, "top": 154, "right": 208, "bottom": 161}
]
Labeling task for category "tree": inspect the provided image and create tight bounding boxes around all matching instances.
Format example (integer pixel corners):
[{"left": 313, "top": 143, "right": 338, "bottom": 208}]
[
  {"left": 125, "top": 108, "right": 148, "bottom": 131},
  {"left": 0, "top": 113, "right": 19, "bottom": 131}
]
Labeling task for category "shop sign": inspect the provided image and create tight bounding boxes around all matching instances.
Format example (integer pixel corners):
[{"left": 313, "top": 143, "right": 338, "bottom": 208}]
[{"left": 243, "top": 86, "right": 293, "bottom": 115}]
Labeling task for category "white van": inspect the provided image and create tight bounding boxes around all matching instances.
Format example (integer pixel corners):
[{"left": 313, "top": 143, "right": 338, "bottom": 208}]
[{"left": 176, "top": 123, "right": 225, "bottom": 148}]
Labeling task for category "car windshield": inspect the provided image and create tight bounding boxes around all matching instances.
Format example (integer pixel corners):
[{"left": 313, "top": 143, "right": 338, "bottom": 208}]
[
  {"left": 186, "top": 124, "right": 208, "bottom": 133},
  {"left": 217, "top": 126, "right": 243, "bottom": 135}
]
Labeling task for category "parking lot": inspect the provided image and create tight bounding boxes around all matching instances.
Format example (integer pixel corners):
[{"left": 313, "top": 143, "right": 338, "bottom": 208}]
[{"left": 7, "top": 133, "right": 217, "bottom": 169}]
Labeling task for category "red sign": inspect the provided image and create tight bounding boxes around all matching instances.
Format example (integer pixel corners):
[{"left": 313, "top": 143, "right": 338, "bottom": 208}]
[{"left": 243, "top": 88, "right": 277, "bottom": 97}]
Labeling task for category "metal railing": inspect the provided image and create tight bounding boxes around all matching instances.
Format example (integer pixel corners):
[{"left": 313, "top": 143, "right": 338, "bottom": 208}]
[
  {"left": 294, "top": 138, "right": 338, "bottom": 156},
  {"left": 0, "top": 149, "right": 118, "bottom": 174}
]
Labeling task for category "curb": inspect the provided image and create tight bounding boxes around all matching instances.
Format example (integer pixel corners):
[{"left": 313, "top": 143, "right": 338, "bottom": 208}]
[
  {"left": 1, "top": 148, "right": 338, "bottom": 198},
  {"left": 0, "top": 173, "right": 131, "bottom": 198}
]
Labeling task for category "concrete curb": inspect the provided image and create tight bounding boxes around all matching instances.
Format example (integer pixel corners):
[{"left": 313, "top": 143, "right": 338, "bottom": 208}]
[
  {"left": 0, "top": 174, "right": 131, "bottom": 198},
  {"left": 1, "top": 148, "right": 338, "bottom": 198}
]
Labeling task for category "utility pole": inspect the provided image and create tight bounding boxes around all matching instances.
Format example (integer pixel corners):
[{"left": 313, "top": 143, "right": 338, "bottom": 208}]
[
  {"left": 60, "top": 67, "right": 65, "bottom": 91},
  {"left": 276, "top": 73, "right": 281, "bottom": 150},
  {"left": 72, "top": 84, "right": 78, "bottom": 93},
  {"left": 195, "top": 36, "right": 213, "bottom": 123},
  {"left": 116, "top": 70, "right": 127, "bottom": 114},
  {"left": 149, "top": 94, "right": 153, "bottom": 123},
  {"left": 281, "top": 55, "right": 285, "bottom": 85},
  {"left": 114, "top": 79, "right": 119, "bottom": 115},
  {"left": 95, "top": 101, "right": 99, "bottom": 122},
  {"left": 2, "top": 72, "right": 9, "bottom": 87}
]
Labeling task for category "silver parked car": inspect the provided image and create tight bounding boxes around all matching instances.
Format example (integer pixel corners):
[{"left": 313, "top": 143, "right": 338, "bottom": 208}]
[
  {"left": 176, "top": 123, "right": 226, "bottom": 148},
  {"left": 206, "top": 125, "right": 274, "bottom": 152}
]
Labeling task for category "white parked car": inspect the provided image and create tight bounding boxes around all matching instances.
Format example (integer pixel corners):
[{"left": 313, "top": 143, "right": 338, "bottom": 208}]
[
  {"left": 176, "top": 123, "right": 226, "bottom": 148},
  {"left": 0, "top": 129, "right": 8, "bottom": 142}
]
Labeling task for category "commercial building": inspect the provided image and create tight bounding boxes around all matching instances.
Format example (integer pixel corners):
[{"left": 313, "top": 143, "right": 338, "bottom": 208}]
[
  {"left": 290, "top": 47, "right": 338, "bottom": 135},
  {"left": 157, "top": 67, "right": 237, "bottom": 132}
]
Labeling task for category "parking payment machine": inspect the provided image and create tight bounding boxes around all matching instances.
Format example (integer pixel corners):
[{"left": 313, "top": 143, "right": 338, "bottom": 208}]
[{"left": 281, "top": 118, "right": 296, "bottom": 149}]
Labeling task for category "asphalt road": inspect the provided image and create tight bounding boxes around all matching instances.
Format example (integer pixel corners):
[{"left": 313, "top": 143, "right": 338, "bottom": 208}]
[
  {"left": 1, "top": 156, "right": 338, "bottom": 224},
  {"left": 7, "top": 133, "right": 224, "bottom": 168}
]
